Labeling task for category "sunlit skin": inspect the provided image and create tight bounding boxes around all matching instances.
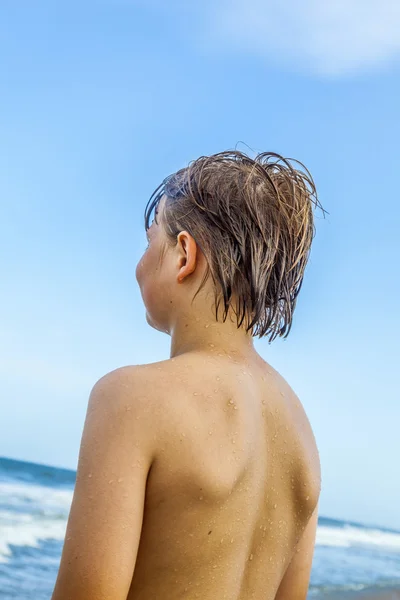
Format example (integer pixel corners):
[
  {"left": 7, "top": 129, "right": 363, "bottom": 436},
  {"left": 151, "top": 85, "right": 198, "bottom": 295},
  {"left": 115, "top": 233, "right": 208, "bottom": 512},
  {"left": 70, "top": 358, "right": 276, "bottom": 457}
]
[{"left": 51, "top": 196, "right": 321, "bottom": 600}]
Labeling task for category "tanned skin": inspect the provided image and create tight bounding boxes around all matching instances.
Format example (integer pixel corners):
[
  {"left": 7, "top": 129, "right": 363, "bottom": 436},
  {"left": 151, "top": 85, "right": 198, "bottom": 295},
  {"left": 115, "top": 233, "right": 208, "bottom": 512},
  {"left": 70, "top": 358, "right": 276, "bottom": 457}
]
[{"left": 51, "top": 197, "right": 320, "bottom": 600}]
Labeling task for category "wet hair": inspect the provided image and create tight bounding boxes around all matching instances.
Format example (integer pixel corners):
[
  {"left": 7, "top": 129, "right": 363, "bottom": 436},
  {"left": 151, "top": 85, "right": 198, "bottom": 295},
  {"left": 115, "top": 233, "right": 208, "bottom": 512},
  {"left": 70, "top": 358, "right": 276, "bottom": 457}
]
[{"left": 144, "top": 150, "right": 325, "bottom": 341}]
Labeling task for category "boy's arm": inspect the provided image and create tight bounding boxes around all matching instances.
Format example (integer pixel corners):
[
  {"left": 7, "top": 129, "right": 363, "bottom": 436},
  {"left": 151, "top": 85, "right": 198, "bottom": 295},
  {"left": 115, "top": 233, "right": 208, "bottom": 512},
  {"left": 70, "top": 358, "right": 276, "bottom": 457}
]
[
  {"left": 274, "top": 505, "right": 319, "bottom": 600},
  {"left": 51, "top": 366, "right": 156, "bottom": 600}
]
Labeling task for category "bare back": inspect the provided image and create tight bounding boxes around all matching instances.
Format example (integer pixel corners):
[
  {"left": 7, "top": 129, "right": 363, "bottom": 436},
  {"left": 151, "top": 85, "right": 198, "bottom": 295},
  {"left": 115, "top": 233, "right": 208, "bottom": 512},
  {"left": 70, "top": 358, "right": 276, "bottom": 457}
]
[{"left": 127, "top": 351, "right": 321, "bottom": 600}]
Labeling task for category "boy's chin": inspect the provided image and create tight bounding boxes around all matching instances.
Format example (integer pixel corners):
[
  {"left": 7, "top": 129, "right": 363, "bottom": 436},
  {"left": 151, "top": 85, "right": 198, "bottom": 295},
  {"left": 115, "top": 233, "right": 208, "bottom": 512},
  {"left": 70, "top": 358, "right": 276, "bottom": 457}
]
[{"left": 145, "top": 312, "right": 170, "bottom": 335}]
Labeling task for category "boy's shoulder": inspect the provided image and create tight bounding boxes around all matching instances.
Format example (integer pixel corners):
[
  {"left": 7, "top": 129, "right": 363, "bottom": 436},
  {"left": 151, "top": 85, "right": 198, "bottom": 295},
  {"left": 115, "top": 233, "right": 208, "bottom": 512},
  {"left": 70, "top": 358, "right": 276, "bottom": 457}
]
[{"left": 92, "top": 356, "right": 198, "bottom": 416}]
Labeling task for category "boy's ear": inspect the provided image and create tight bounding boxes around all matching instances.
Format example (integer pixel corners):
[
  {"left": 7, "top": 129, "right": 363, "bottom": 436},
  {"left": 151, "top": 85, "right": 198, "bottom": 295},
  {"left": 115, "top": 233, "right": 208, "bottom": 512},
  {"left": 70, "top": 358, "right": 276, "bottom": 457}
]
[{"left": 176, "top": 231, "right": 197, "bottom": 283}]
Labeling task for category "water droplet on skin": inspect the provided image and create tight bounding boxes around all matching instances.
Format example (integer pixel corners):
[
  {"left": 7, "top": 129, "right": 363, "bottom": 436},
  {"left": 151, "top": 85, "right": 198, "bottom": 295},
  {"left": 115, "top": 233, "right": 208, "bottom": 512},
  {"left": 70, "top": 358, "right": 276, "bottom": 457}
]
[
  {"left": 108, "top": 480, "right": 114, "bottom": 484},
  {"left": 209, "top": 343, "right": 215, "bottom": 348},
  {"left": 88, "top": 473, "right": 92, "bottom": 478},
  {"left": 205, "top": 324, "right": 210, "bottom": 328},
  {"left": 306, "top": 496, "right": 310, "bottom": 500},
  {"left": 280, "top": 392, "right": 284, "bottom": 397},
  {"left": 273, "top": 504, "right": 277, "bottom": 509},
  {"left": 228, "top": 399, "right": 234, "bottom": 405},
  {"left": 118, "top": 478, "right": 123, "bottom": 483},
  {"left": 216, "top": 376, "right": 220, "bottom": 381},
  {"left": 231, "top": 538, "right": 234, "bottom": 543},
  {"left": 262, "top": 399, "right": 266, "bottom": 405},
  {"left": 199, "top": 496, "right": 203, "bottom": 500},
  {"left": 125, "top": 405, "right": 131, "bottom": 411},
  {"left": 193, "top": 392, "right": 199, "bottom": 396},
  {"left": 214, "top": 389, "right": 218, "bottom": 393}
]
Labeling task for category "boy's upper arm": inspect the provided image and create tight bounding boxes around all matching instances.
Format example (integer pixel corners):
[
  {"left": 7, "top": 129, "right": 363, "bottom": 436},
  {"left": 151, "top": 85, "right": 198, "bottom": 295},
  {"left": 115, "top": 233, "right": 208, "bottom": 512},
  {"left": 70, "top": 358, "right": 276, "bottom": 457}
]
[
  {"left": 51, "top": 366, "right": 158, "bottom": 600},
  {"left": 274, "top": 505, "right": 319, "bottom": 600}
]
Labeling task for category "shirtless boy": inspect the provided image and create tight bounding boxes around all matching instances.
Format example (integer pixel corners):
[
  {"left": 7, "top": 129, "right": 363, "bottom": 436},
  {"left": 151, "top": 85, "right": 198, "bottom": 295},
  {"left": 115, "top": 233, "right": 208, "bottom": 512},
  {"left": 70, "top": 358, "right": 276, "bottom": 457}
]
[{"left": 52, "top": 150, "right": 322, "bottom": 600}]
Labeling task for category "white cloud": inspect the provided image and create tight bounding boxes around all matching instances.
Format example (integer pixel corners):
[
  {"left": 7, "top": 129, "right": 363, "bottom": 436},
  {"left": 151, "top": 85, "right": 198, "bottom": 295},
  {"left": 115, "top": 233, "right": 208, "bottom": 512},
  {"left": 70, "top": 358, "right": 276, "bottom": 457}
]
[{"left": 207, "top": 0, "right": 400, "bottom": 76}]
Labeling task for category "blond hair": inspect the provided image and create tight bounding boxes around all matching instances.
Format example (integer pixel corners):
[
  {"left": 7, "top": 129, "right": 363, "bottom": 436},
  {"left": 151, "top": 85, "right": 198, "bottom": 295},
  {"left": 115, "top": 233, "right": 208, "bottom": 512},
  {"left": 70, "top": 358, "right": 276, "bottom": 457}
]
[{"left": 144, "top": 150, "right": 324, "bottom": 341}]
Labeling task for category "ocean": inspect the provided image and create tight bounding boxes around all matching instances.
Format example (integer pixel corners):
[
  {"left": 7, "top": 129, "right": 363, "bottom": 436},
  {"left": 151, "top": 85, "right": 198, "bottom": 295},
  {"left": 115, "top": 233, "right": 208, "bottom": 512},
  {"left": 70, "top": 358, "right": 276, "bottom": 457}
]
[{"left": 1, "top": 455, "right": 399, "bottom": 599}]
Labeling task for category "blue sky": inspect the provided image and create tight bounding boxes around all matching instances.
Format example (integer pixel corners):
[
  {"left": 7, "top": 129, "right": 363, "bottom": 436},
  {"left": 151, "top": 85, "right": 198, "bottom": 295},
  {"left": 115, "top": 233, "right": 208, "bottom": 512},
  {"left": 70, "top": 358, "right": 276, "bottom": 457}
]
[{"left": 1, "top": 0, "right": 399, "bottom": 530}]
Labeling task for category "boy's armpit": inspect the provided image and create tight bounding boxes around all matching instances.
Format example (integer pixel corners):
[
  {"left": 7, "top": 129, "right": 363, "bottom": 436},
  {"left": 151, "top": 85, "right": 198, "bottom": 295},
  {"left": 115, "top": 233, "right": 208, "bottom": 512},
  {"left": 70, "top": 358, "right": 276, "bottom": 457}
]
[{"left": 274, "top": 505, "right": 319, "bottom": 600}]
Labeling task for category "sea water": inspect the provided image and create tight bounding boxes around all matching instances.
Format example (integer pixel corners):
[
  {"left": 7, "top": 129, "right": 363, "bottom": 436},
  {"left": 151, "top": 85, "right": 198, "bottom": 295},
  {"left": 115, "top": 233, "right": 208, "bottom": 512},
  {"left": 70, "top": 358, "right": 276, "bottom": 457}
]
[{"left": 1, "top": 456, "right": 399, "bottom": 599}]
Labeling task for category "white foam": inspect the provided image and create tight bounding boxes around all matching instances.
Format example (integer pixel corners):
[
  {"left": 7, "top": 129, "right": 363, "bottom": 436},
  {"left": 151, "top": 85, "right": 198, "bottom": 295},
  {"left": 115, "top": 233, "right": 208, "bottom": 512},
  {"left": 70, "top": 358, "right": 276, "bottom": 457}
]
[
  {"left": 0, "top": 480, "right": 73, "bottom": 563},
  {"left": 0, "top": 510, "right": 67, "bottom": 563},
  {"left": 316, "top": 524, "right": 400, "bottom": 552},
  {"left": 0, "top": 481, "right": 73, "bottom": 512}
]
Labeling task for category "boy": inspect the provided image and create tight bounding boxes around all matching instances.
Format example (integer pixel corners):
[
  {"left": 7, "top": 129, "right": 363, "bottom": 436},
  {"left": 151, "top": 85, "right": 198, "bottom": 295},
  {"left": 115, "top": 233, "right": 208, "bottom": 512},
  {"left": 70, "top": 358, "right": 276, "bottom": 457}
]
[{"left": 52, "top": 150, "right": 322, "bottom": 600}]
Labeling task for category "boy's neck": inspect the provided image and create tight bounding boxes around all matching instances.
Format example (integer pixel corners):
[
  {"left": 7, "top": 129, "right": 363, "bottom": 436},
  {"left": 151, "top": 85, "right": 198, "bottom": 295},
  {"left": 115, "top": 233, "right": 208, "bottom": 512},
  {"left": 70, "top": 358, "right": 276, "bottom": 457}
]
[{"left": 169, "top": 313, "right": 256, "bottom": 360}]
